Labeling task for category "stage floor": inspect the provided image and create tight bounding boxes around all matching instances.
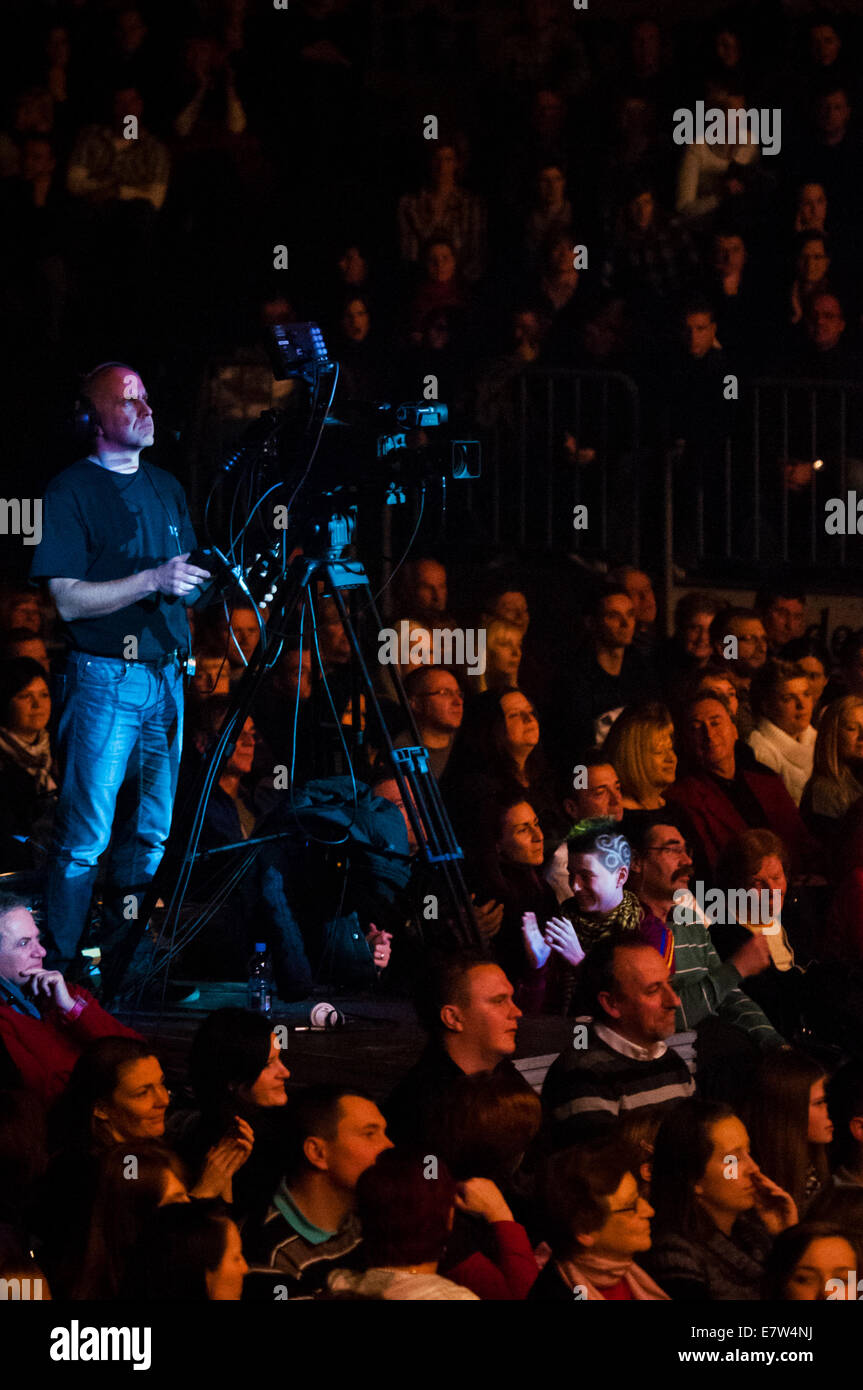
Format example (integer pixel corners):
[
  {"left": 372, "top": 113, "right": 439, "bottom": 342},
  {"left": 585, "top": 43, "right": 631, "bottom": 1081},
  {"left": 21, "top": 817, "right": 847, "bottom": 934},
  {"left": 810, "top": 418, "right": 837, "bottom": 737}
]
[{"left": 115, "top": 982, "right": 573, "bottom": 1102}]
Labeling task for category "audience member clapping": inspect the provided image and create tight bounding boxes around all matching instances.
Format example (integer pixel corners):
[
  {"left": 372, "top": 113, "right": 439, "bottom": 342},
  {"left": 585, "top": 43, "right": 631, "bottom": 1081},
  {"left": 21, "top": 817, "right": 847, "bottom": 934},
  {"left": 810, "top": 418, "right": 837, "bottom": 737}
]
[
  {"left": 466, "top": 796, "right": 561, "bottom": 986},
  {"left": 172, "top": 1008, "right": 290, "bottom": 1221}
]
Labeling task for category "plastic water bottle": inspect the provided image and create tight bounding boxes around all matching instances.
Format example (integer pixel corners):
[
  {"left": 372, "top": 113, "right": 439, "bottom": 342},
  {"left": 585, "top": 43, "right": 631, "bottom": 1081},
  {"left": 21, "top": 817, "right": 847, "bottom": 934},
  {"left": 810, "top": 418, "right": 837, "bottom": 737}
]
[{"left": 247, "top": 943, "right": 273, "bottom": 1016}]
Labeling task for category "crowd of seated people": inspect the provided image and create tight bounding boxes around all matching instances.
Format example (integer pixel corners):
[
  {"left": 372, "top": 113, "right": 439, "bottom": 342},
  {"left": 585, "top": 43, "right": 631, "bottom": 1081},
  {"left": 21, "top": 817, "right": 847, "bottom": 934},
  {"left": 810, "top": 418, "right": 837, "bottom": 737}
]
[{"left": 5, "top": 910, "right": 863, "bottom": 1302}]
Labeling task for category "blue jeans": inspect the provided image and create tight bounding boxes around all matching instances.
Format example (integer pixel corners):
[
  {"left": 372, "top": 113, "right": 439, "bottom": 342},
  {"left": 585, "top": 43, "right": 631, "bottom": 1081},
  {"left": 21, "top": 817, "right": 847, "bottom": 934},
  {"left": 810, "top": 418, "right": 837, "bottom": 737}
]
[{"left": 43, "top": 652, "right": 183, "bottom": 968}]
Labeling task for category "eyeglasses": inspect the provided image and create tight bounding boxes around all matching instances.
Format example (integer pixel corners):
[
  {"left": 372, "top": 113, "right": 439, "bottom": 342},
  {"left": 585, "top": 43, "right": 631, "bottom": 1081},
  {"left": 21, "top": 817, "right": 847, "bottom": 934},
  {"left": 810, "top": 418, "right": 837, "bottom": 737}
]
[
  {"left": 419, "top": 689, "right": 464, "bottom": 700},
  {"left": 649, "top": 841, "right": 692, "bottom": 858}
]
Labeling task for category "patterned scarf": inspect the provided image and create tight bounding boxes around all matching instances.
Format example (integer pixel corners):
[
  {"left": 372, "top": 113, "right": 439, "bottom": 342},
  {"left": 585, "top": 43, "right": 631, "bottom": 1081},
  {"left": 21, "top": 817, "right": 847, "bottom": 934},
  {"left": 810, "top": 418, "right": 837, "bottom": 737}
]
[
  {"left": 558, "top": 890, "right": 646, "bottom": 1012},
  {"left": 568, "top": 889, "right": 645, "bottom": 953},
  {"left": 0, "top": 728, "right": 56, "bottom": 793}
]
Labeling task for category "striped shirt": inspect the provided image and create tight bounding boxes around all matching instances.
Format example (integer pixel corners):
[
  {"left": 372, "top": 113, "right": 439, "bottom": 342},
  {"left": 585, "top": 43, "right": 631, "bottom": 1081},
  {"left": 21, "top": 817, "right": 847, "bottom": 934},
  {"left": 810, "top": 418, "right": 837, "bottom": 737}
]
[
  {"left": 668, "top": 895, "right": 785, "bottom": 1048},
  {"left": 541, "top": 1021, "right": 695, "bottom": 1146}
]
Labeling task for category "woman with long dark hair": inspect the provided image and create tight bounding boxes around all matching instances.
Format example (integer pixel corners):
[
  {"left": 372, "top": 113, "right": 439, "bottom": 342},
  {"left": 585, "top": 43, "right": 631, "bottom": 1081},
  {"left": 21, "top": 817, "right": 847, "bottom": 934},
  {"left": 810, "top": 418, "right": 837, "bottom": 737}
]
[
  {"left": 0, "top": 656, "right": 57, "bottom": 869},
  {"left": 171, "top": 1007, "right": 290, "bottom": 1222},
  {"left": 74, "top": 1141, "right": 191, "bottom": 1299},
  {"left": 646, "top": 1099, "right": 797, "bottom": 1299},
  {"left": 40, "top": 1036, "right": 251, "bottom": 1295},
  {"left": 763, "top": 1221, "right": 861, "bottom": 1300},
  {"left": 465, "top": 796, "right": 562, "bottom": 989},
  {"left": 740, "top": 1050, "right": 833, "bottom": 1212},
  {"left": 123, "top": 1203, "right": 247, "bottom": 1301},
  {"left": 444, "top": 687, "right": 565, "bottom": 851}
]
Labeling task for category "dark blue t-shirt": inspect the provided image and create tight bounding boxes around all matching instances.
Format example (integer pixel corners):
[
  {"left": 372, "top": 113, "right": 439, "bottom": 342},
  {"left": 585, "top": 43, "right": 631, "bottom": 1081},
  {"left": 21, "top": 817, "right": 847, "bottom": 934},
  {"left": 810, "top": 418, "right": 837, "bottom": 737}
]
[{"left": 30, "top": 458, "right": 197, "bottom": 659}]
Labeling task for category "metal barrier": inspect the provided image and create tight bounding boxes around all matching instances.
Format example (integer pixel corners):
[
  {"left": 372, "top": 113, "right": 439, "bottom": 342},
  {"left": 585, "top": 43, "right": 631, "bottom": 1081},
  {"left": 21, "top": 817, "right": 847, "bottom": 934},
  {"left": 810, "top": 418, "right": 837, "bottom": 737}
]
[
  {"left": 663, "top": 376, "right": 863, "bottom": 581},
  {"left": 482, "top": 366, "right": 643, "bottom": 558}
]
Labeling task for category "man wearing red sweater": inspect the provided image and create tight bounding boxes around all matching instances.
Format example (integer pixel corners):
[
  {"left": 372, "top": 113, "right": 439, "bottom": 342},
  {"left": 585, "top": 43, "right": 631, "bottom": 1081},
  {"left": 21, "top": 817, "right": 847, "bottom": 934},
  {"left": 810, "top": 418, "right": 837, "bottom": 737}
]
[
  {"left": 665, "top": 694, "right": 821, "bottom": 875},
  {"left": 0, "top": 893, "right": 140, "bottom": 1103}
]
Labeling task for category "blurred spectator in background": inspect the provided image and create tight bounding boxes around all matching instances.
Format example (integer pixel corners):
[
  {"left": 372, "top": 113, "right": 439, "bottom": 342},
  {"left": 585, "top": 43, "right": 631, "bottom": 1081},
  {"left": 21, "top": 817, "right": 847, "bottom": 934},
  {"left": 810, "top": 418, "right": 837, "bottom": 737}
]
[
  {"left": 563, "top": 585, "right": 659, "bottom": 754},
  {"left": 658, "top": 592, "right": 722, "bottom": 693},
  {"left": 0, "top": 586, "right": 44, "bottom": 638},
  {"left": 709, "top": 607, "right": 769, "bottom": 739},
  {"left": 757, "top": 585, "right": 807, "bottom": 654},
  {"left": 675, "top": 80, "right": 761, "bottom": 228},
  {"left": 748, "top": 661, "right": 816, "bottom": 805},
  {"left": 611, "top": 566, "right": 658, "bottom": 656},
  {"left": 0, "top": 658, "right": 57, "bottom": 870},
  {"left": 332, "top": 294, "right": 389, "bottom": 401},
  {"left": 601, "top": 181, "right": 699, "bottom": 330},
  {"left": 398, "top": 140, "right": 486, "bottom": 286},
  {"left": 522, "top": 163, "right": 573, "bottom": 272},
  {"left": 407, "top": 238, "right": 470, "bottom": 344},
  {"left": 780, "top": 637, "right": 829, "bottom": 717},
  {"left": 477, "top": 619, "right": 523, "bottom": 694},
  {"left": 800, "top": 695, "right": 863, "bottom": 839},
  {"left": 0, "top": 631, "right": 49, "bottom": 672}
]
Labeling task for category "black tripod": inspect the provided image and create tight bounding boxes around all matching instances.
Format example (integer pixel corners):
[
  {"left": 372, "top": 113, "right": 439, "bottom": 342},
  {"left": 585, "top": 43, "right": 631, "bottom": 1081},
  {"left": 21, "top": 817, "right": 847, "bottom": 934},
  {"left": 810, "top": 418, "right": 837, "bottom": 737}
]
[{"left": 101, "top": 506, "right": 481, "bottom": 1005}]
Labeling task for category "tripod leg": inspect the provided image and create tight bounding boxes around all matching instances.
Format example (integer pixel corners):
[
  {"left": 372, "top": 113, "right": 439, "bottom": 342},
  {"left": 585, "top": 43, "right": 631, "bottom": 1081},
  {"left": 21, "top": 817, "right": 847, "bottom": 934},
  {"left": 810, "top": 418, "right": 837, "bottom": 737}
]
[{"left": 324, "top": 570, "right": 482, "bottom": 951}]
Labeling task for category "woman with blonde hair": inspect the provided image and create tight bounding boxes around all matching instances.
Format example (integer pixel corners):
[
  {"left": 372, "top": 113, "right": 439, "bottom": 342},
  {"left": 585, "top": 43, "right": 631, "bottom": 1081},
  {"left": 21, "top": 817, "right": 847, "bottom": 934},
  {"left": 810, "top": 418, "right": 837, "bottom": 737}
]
[
  {"left": 800, "top": 695, "right": 863, "bottom": 838},
  {"left": 477, "top": 618, "right": 523, "bottom": 693},
  {"left": 603, "top": 702, "right": 677, "bottom": 810}
]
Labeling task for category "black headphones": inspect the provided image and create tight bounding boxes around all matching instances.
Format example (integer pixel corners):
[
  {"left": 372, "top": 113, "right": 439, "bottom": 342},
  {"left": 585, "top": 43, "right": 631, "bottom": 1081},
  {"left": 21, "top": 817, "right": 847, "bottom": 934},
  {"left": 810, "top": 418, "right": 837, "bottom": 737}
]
[{"left": 72, "top": 361, "right": 137, "bottom": 447}]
